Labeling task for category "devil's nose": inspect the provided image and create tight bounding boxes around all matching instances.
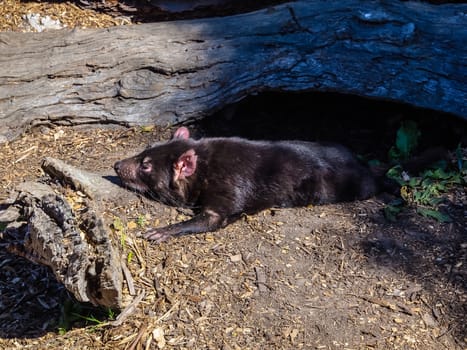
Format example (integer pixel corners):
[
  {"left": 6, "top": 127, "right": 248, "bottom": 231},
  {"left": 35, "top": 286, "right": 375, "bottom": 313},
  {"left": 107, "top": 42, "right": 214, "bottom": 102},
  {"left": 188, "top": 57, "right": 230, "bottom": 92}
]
[{"left": 114, "top": 161, "right": 121, "bottom": 173}]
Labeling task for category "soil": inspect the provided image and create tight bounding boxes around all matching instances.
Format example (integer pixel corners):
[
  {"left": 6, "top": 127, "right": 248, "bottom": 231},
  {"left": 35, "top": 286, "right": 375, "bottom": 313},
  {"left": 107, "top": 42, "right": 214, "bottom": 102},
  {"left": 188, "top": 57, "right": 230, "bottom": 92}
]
[
  {"left": 0, "top": 92, "right": 466, "bottom": 350},
  {"left": 0, "top": 2, "right": 466, "bottom": 350}
]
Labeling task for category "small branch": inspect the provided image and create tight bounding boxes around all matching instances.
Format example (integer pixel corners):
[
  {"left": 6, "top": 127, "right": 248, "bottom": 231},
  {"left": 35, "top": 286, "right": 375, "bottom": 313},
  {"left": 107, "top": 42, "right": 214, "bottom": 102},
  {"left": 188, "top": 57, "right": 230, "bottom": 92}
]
[{"left": 111, "top": 291, "right": 146, "bottom": 327}]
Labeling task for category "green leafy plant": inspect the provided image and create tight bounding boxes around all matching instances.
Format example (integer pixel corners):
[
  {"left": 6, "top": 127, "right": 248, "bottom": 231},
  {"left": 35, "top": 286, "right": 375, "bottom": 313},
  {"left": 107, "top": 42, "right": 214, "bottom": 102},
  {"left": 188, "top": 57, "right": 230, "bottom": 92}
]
[
  {"left": 385, "top": 160, "right": 464, "bottom": 222},
  {"left": 416, "top": 207, "right": 452, "bottom": 223},
  {"left": 111, "top": 217, "right": 127, "bottom": 248},
  {"left": 58, "top": 299, "right": 116, "bottom": 334},
  {"left": 137, "top": 214, "right": 146, "bottom": 227},
  {"left": 384, "top": 121, "right": 465, "bottom": 223},
  {"left": 127, "top": 251, "right": 134, "bottom": 264}
]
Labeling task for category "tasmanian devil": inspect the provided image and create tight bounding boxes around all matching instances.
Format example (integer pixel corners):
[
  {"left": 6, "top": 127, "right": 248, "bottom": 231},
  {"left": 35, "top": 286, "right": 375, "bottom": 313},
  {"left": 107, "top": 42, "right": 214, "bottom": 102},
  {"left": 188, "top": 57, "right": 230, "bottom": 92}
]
[{"left": 114, "top": 127, "right": 385, "bottom": 242}]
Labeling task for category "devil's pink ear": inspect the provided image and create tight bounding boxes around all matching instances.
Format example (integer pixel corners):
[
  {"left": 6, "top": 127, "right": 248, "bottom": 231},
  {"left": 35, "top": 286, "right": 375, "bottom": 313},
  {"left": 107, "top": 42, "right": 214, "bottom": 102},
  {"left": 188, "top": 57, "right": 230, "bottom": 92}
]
[
  {"left": 173, "top": 149, "right": 197, "bottom": 181},
  {"left": 173, "top": 127, "right": 190, "bottom": 140}
]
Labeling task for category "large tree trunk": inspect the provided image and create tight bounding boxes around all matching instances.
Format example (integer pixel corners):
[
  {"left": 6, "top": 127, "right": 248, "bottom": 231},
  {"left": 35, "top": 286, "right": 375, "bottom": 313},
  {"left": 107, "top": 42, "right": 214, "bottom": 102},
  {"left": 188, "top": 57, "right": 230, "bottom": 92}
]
[{"left": 0, "top": 0, "right": 465, "bottom": 141}]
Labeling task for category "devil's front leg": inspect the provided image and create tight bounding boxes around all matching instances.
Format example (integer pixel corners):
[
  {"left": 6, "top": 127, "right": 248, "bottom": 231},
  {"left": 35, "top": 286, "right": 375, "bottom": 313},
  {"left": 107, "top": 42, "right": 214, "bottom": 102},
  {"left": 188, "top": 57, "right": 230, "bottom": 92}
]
[{"left": 143, "top": 209, "right": 227, "bottom": 243}]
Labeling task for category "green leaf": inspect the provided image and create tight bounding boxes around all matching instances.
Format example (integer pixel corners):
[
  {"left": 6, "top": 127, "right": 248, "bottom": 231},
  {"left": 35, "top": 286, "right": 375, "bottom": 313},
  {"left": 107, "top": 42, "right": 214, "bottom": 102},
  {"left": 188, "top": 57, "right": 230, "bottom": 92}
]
[
  {"left": 127, "top": 251, "right": 134, "bottom": 264},
  {"left": 420, "top": 177, "right": 434, "bottom": 189},
  {"left": 408, "top": 177, "right": 420, "bottom": 188},
  {"left": 106, "top": 308, "right": 116, "bottom": 320},
  {"left": 428, "top": 197, "right": 444, "bottom": 206},
  {"left": 431, "top": 168, "right": 451, "bottom": 180},
  {"left": 384, "top": 200, "right": 404, "bottom": 222},
  {"left": 413, "top": 190, "right": 424, "bottom": 203},
  {"left": 416, "top": 208, "right": 452, "bottom": 223},
  {"left": 120, "top": 231, "right": 127, "bottom": 248},
  {"left": 72, "top": 312, "right": 103, "bottom": 325},
  {"left": 449, "top": 173, "right": 463, "bottom": 185},
  {"left": 434, "top": 182, "right": 446, "bottom": 192},
  {"left": 112, "top": 217, "right": 124, "bottom": 232},
  {"left": 137, "top": 215, "right": 146, "bottom": 227},
  {"left": 386, "top": 165, "right": 403, "bottom": 183},
  {"left": 395, "top": 120, "right": 420, "bottom": 160}
]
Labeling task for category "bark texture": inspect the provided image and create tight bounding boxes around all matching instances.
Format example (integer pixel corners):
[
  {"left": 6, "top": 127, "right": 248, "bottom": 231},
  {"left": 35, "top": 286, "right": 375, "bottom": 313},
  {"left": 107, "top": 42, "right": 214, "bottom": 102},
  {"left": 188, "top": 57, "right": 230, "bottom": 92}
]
[
  {"left": 4, "top": 158, "right": 135, "bottom": 309},
  {"left": 0, "top": 0, "right": 465, "bottom": 141}
]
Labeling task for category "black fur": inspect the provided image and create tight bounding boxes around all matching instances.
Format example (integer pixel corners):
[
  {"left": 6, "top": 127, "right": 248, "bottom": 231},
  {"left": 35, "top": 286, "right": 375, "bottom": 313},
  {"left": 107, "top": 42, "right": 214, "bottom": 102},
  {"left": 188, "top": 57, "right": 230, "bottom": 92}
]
[{"left": 114, "top": 127, "right": 380, "bottom": 242}]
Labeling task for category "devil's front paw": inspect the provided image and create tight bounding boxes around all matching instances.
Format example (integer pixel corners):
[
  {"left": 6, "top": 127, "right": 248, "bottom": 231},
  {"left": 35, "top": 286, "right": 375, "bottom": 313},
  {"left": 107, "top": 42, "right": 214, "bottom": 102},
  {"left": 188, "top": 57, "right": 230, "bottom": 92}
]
[{"left": 143, "top": 229, "right": 173, "bottom": 243}]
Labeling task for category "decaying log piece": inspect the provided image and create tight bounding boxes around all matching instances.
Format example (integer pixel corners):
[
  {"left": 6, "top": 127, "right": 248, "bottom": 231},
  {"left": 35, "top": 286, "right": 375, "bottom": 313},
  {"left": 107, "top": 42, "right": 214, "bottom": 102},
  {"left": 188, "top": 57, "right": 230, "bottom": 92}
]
[
  {"left": 3, "top": 158, "right": 138, "bottom": 309},
  {"left": 0, "top": 0, "right": 466, "bottom": 142},
  {"left": 41, "top": 157, "right": 129, "bottom": 202}
]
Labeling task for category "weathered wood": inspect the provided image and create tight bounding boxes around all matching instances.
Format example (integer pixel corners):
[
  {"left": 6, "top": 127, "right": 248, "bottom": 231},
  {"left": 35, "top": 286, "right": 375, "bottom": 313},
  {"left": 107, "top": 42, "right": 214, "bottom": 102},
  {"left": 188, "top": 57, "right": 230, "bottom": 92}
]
[
  {"left": 0, "top": 0, "right": 466, "bottom": 141},
  {"left": 2, "top": 158, "right": 139, "bottom": 309},
  {"left": 41, "top": 157, "right": 130, "bottom": 202}
]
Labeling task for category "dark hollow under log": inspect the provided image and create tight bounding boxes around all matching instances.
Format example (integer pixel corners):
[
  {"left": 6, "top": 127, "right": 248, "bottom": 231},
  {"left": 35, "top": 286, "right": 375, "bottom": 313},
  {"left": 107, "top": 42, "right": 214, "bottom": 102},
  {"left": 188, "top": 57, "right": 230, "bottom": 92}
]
[{"left": 0, "top": 0, "right": 465, "bottom": 142}]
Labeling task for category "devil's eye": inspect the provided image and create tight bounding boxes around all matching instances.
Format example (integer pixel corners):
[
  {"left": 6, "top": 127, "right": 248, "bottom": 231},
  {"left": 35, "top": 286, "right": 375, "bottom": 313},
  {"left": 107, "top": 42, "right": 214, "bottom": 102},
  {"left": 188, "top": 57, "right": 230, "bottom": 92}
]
[{"left": 140, "top": 161, "right": 152, "bottom": 172}]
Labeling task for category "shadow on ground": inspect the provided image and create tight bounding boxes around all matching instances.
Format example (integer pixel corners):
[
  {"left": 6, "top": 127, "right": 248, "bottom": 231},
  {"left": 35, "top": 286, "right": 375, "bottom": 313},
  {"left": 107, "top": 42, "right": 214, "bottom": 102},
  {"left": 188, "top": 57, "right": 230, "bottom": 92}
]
[{"left": 0, "top": 91, "right": 465, "bottom": 348}]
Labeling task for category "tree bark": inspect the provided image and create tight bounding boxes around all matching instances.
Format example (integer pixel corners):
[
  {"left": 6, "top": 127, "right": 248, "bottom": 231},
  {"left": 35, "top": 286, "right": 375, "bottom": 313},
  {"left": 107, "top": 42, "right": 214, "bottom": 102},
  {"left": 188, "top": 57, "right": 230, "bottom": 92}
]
[
  {"left": 4, "top": 158, "right": 136, "bottom": 309},
  {"left": 0, "top": 0, "right": 465, "bottom": 141}
]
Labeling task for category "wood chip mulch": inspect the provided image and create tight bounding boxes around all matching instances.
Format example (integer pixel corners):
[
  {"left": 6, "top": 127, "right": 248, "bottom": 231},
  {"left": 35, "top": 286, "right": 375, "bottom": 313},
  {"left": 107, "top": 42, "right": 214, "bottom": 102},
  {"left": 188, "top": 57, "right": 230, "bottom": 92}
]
[{"left": 0, "top": 0, "right": 132, "bottom": 32}]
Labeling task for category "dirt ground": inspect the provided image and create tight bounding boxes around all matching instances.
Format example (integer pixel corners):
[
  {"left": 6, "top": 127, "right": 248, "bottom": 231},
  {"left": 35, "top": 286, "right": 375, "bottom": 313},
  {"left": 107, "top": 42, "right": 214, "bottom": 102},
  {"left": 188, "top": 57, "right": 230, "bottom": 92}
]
[
  {"left": 0, "top": 2, "right": 466, "bottom": 349},
  {"left": 0, "top": 92, "right": 466, "bottom": 350}
]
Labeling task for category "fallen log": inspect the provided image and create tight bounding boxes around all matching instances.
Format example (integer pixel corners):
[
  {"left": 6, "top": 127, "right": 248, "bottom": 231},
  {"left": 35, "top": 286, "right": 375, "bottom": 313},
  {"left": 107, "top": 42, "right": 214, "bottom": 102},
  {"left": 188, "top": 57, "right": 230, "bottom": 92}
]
[
  {"left": 3, "top": 158, "right": 136, "bottom": 309},
  {"left": 0, "top": 0, "right": 466, "bottom": 142}
]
